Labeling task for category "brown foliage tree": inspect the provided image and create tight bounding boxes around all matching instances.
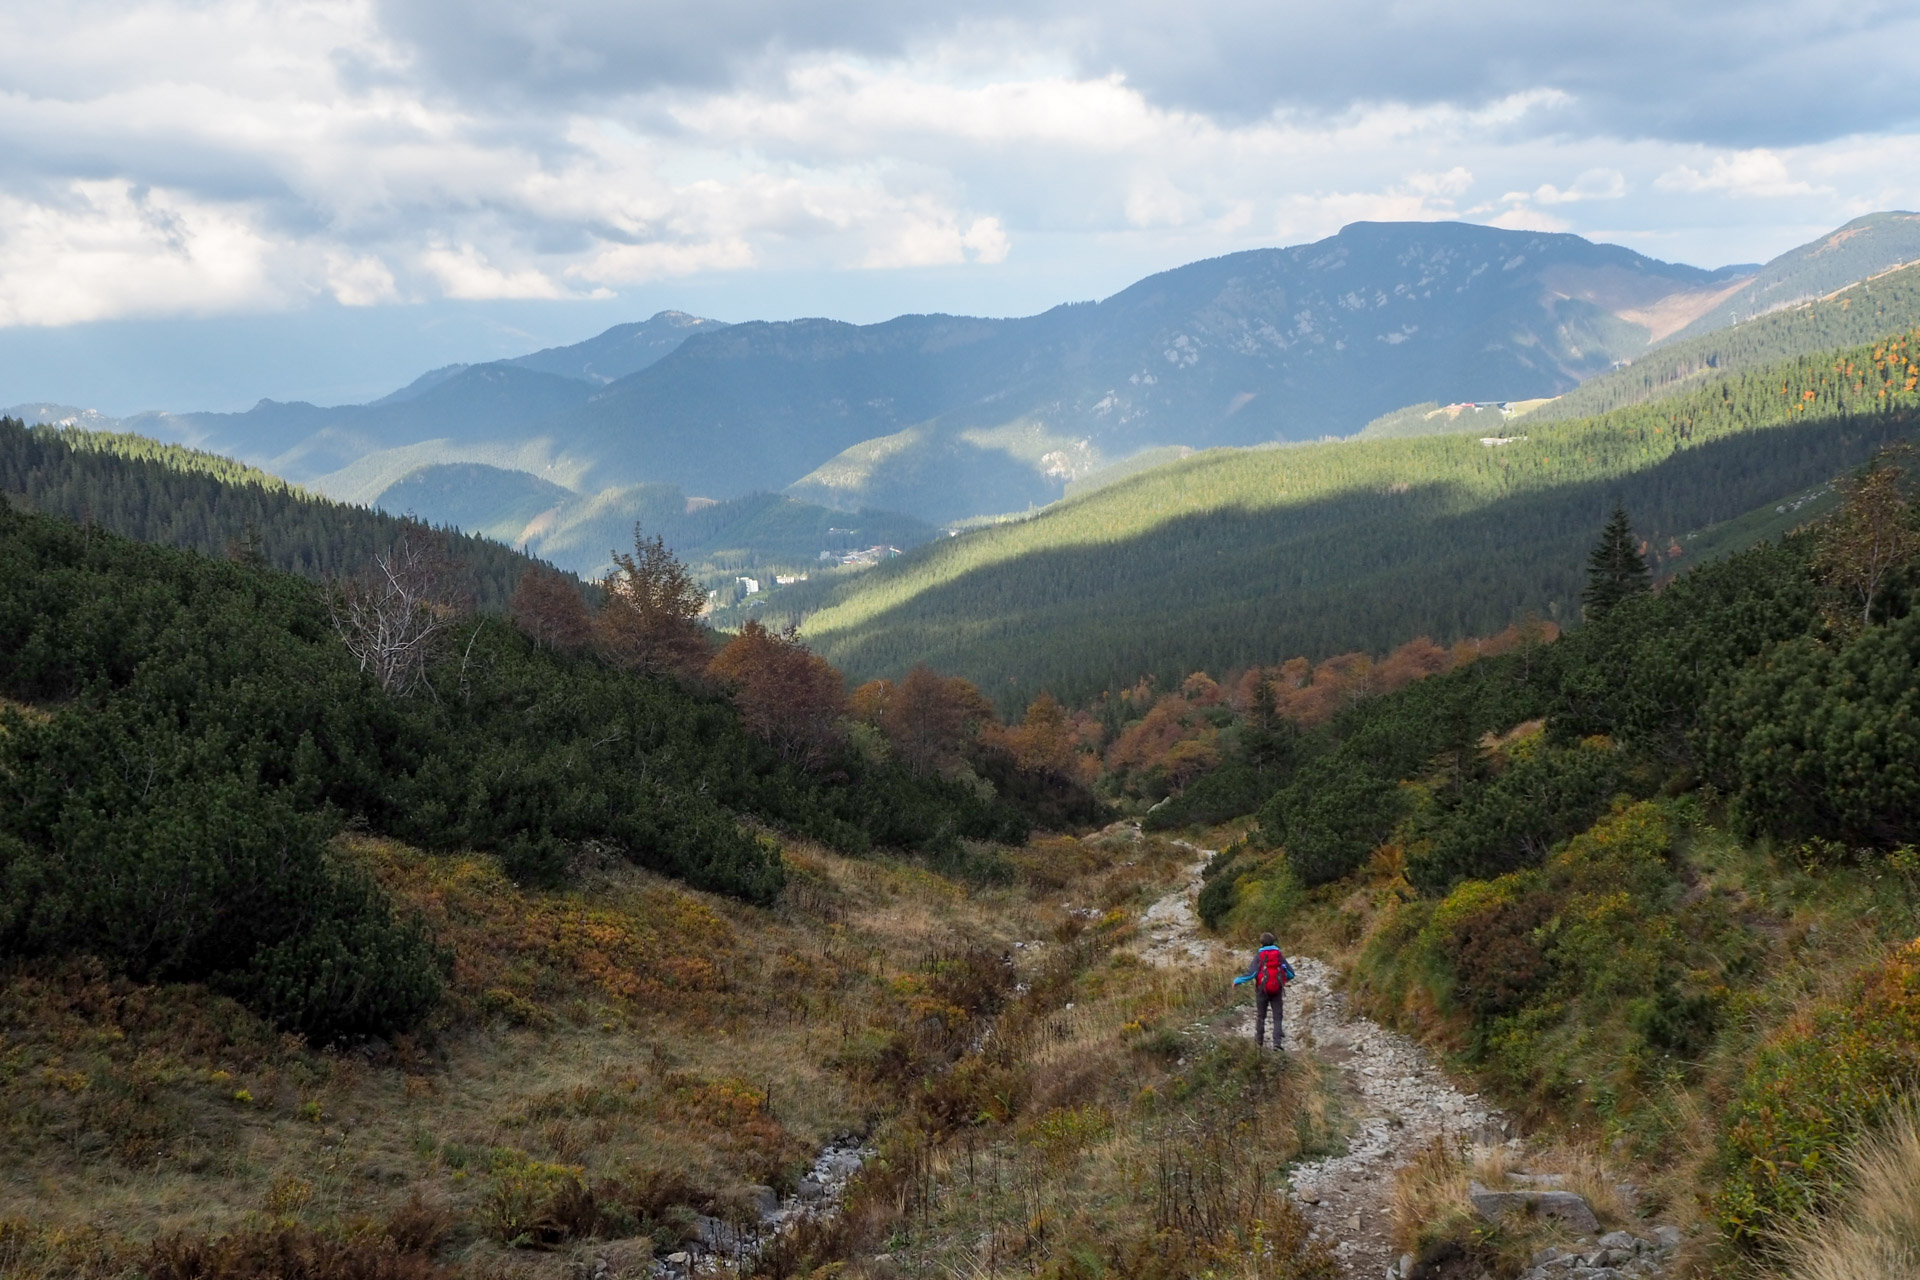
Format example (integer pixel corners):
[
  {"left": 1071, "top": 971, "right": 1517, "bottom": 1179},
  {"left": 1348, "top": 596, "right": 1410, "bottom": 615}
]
[
  {"left": 1103, "top": 691, "right": 1219, "bottom": 794},
  {"left": 707, "top": 620, "right": 847, "bottom": 769},
  {"left": 857, "top": 664, "right": 996, "bottom": 774},
  {"left": 593, "top": 526, "right": 711, "bottom": 678},
  {"left": 1817, "top": 446, "right": 1920, "bottom": 630},
  {"left": 509, "top": 567, "right": 591, "bottom": 652},
  {"left": 981, "top": 692, "right": 1082, "bottom": 780}
]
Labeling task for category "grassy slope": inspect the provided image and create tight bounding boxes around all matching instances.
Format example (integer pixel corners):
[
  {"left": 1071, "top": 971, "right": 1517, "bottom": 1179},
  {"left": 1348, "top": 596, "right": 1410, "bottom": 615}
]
[
  {"left": 0, "top": 822, "right": 1338, "bottom": 1280},
  {"left": 783, "top": 332, "right": 1920, "bottom": 707},
  {"left": 1660, "top": 210, "right": 1920, "bottom": 345},
  {"left": 1217, "top": 798, "right": 1920, "bottom": 1271}
]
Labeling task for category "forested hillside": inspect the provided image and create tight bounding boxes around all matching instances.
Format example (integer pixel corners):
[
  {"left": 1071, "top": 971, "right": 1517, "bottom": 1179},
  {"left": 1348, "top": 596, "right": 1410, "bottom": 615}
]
[
  {"left": 0, "top": 501, "right": 1065, "bottom": 1043},
  {"left": 776, "top": 329, "right": 1920, "bottom": 707},
  {"left": 1661, "top": 209, "right": 1920, "bottom": 343},
  {"left": 374, "top": 462, "right": 936, "bottom": 583},
  {"left": 1530, "top": 258, "right": 1920, "bottom": 423},
  {"left": 0, "top": 417, "right": 552, "bottom": 611}
]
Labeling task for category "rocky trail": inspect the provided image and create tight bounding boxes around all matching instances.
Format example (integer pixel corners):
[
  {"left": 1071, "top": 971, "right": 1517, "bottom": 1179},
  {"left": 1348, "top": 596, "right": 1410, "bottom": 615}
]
[
  {"left": 1135, "top": 836, "right": 1679, "bottom": 1280},
  {"left": 1137, "top": 840, "right": 1497, "bottom": 1276}
]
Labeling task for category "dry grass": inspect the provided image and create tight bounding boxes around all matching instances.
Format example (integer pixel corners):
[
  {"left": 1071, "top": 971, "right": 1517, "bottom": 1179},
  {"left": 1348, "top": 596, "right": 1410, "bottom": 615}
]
[
  {"left": 0, "top": 829, "right": 1048, "bottom": 1278},
  {"left": 1389, "top": 1135, "right": 1642, "bottom": 1271},
  {"left": 1527, "top": 1143, "right": 1629, "bottom": 1228},
  {"left": 1389, "top": 1138, "right": 1474, "bottom": 1256},
  {"left": 1775, "top": 1105, "right": 1920, "bottom": 1280},
  {"left": 821, "top": 830, "right": 1342, "bottom": 1280},
  {"left": 0, "top": 822, "right": 1347, "bottom": 1280}
]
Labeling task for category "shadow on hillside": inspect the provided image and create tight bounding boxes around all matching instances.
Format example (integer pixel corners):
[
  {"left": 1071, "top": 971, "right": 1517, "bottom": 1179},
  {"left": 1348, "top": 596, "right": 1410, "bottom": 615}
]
[{"left": 816, "top": 409, "right": 1920, "bottom": 708}]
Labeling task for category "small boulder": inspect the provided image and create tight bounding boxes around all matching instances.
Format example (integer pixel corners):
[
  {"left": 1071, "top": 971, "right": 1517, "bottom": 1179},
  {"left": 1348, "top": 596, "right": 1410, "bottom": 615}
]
[
  {"left": 1597, "top": 1231, "right": 1639, "bottom": 1253},
  {"left": 693, "top": 1215, "right": 744, "bottom": 1252},
  {"left": 1468, "top": 1181, "right": 1601, "bottom": 1235},
  {"left": 1651, "top": 1225, "right": 1683, "bottom": 1249},
  {"left": 797, "top": 1178, "right": 825, "bottom": 1202},
  {"left": 746, "top": 1184, "right": 780, "bottom": 1220}
]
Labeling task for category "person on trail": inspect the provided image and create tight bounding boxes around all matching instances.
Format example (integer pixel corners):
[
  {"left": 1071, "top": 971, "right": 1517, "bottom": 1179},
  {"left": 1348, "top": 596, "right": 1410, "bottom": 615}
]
[{"left": 1232, "top": 932, "right": 1292, "bottom": 1050}]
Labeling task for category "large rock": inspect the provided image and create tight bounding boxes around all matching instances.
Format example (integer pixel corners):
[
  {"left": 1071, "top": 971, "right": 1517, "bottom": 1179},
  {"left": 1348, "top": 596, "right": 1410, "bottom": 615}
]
[
  {"left": 1468, "top": 1181, "right": 1601, "bottom": 1234},
  {"left": 693, "top": 1215, "right": 747, "bottom": 1253}
]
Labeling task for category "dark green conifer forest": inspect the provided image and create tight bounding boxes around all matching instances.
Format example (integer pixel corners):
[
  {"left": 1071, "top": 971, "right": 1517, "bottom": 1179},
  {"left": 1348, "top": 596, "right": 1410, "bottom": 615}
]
[
  {"left": 0, "top": 417, "right": 550, "bottom": 611},
  {"left": 788, "top": 329, "right": 1920, "bottom": 708}
]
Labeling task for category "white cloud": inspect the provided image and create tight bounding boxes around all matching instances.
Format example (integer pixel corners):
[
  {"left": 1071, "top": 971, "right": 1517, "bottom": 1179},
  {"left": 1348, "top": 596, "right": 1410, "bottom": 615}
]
[
  {"left": 1486, "top": 206, "right": 1572, "bottom": 232},
  {"left": 1405, "top": 168, "right": 1475, "bottom": 198},
  {"left": 1655, "top": 150, "right": 1823, "bottom": 199},
  {"left": 0, "top": 179, "right": 282, "bottom": 326},
  {"left": 569, "top": 237, "right": 756, "bottom": 285},
  {"left": 326, "top": 252, "right": 400, "bottom": 306},
  {"left": 420, "top": 244, "right": 570, "bottom": 299},
  {"left": 0, "top": 0, "right": 1913, "bottom": 332},
  {"left": 961, "top": 216, "right": 1010, "bottom": 264},
  {"left": 1528, "top": 168, "right": 1627, "bottom": 205},
  {"left": 860, "top": 206, "right": 1011, "bottom": 268}
]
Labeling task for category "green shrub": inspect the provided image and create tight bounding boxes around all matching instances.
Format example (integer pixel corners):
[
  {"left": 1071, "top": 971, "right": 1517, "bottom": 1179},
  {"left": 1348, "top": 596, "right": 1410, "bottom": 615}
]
[
  {"left": 1259, "top": 762, "right": 1403, "bottom": 886},
  {"left": 1144, "top": 756, "right": 1278, "bottom": 830},
  {"left": 0, "top": 501, "right": 1046, "bottom": 1036},
  {"left": 1714, "top": 937, "right": 1920, "bottom": 1249},
  {"left": 1195, "top": 849, "right": 1248, "bottom": 931},
  {"left": 0, "top": 708, "right": 443, "bottom": 1042},
  {"left": 1383, "top": 803, "right": 1721, "bottom": 1107},
  {"left": 1705, "top": 611, "right": 1920, "bottom": 848},
  {"left": 1423, "top": 874, "right": 1554, "bottom": 1016},
  {"left": 1405, "top": 737, "right": 1631, "bottom": 894}
]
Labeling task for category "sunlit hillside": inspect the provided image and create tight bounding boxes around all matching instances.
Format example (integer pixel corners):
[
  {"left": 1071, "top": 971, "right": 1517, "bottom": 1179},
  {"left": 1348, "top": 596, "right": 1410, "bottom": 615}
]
[{"left": 766, "top": 331, "right": 1920, "bottom": 705}]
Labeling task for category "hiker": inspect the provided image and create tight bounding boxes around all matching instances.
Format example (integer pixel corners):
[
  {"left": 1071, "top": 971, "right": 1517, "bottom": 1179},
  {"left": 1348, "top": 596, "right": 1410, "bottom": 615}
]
[{"left": 1232, "top": 932, "right": 1292, "bottom": 1049}]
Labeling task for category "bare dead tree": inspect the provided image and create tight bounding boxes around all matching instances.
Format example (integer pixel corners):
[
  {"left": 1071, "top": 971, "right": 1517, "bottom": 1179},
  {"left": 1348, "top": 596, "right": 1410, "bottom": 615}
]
[{"left": 329, "top": 528, "right": 463, "bottom": 696}]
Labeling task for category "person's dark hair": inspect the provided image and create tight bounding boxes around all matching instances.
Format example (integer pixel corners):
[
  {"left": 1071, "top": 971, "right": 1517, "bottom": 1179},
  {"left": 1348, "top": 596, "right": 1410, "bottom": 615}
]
[{"left": 1259, "top": 932, "right": 1275, "bottom": 946}]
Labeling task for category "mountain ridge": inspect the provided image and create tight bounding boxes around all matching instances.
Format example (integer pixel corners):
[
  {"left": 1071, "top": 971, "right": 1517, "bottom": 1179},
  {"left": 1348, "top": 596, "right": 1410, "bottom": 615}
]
[{"left": 18, "top": 213, "right": 1920, "bottom": 547}]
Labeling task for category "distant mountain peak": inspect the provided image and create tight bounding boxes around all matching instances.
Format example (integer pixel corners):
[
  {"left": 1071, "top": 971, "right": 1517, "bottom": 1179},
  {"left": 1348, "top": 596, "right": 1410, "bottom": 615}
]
[{"left": 507, "top": 311, "right": 729, "bottom": 384}]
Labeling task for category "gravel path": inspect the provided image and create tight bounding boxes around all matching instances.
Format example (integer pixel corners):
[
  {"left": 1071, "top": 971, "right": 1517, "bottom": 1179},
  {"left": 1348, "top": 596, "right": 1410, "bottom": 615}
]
[{"left": 1136, "top": 837, "right": 1505, "bottom": 1280}]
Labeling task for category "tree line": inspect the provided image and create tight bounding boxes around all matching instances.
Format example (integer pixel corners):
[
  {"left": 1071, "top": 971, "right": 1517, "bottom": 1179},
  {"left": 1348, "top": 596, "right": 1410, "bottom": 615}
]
[
  {"left": 0, "top": 416, "right": 553, "bottom": 611},
  {"left": 1531, "top": 259, "right": 1920, "bottom": 423}
]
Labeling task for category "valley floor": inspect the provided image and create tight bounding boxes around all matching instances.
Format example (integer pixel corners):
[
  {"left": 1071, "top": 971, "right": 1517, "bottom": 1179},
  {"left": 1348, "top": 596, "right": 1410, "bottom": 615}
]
[
  {"left": 0, "top": 825, "right": 1331, "bottom": 1280},
  {"left": 0, "top": 821, "right": 1721, "bottom": 1280}
]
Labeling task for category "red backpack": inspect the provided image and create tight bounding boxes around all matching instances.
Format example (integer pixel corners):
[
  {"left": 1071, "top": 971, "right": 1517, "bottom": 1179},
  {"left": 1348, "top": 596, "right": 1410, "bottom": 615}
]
[{"left": 1257, "top": 946, "right": 1289, "bottom": 995}]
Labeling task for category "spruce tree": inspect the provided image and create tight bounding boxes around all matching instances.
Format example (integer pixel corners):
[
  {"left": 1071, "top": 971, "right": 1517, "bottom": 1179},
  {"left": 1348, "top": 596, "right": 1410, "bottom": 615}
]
[{"left": 1582, "top": 502, "right": 1650, "bottom": 620}]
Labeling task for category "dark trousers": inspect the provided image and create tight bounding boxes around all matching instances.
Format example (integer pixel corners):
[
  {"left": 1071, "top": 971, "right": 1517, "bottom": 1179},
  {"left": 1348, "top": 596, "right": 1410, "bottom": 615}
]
[{"left": 1255, "top": 987, "right": 1283, "bottom": 1049}]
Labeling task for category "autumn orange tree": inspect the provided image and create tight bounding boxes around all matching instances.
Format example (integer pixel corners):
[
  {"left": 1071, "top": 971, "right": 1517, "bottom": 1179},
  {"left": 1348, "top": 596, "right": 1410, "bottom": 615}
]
[
  {"left": 594, "top": 525, "right": 711, "bottom": 678},
  {"left": 980, "top": 692, "right": 1092, "bottom": 783},
  {"left": 707, "top": 619, "right": 847, "bottom": 769},
  {"left": 853, "top": 664, "right": 997, "bottom": 774}
]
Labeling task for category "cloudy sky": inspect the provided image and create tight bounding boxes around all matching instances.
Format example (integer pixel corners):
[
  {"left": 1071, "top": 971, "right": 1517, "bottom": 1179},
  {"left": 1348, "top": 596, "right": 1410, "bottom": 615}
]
[{"left": 4, "top": 0, "right": 1919, "bottom": 411}]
